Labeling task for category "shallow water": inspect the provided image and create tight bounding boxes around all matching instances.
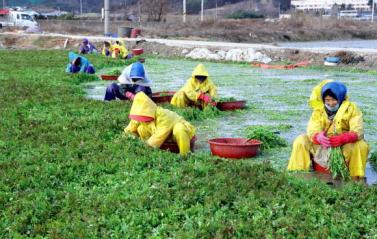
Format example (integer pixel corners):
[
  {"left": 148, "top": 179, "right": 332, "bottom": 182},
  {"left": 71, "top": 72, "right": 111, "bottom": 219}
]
[{"left": 83, "top": 58, "right": 377, "bottom": 184}]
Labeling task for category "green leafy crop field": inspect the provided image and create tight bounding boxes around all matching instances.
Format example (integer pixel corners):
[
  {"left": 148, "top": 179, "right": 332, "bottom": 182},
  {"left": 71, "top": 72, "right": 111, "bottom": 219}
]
[{"left": 1, "top": 50, "right": 377, "bottom": 238}]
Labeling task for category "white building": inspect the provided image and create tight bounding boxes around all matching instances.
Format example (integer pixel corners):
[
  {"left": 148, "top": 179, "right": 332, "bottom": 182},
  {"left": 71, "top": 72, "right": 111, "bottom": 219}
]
[{"left": 292, "top": 0, "right": 370, "bottom": 10}]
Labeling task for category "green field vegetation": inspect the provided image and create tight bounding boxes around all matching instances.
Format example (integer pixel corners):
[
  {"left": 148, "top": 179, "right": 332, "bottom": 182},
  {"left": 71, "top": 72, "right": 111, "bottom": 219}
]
[{"left": 1, "top": 50, "right": 377, "bottom": 238}]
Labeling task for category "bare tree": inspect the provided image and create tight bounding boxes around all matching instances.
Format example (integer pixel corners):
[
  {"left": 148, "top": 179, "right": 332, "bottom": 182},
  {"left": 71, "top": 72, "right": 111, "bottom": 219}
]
[{"left": 141, "top": 0, "right": 168, "bottom": 22}]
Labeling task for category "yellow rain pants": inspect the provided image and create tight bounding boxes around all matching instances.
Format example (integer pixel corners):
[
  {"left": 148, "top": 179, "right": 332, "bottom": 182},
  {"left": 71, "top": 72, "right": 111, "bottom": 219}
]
[{"left": 287, "top": 134, "right": 368, "bottom": 177}]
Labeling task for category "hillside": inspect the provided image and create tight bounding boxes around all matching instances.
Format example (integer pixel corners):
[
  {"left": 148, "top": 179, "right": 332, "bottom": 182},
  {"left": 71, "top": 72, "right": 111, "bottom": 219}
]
[{"left": 4, "top": 0, "right": 291, "bottom": 14}]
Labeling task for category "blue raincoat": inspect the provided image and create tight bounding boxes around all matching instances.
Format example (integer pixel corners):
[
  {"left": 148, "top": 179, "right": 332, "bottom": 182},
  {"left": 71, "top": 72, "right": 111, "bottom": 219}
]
[
  {"left": 65, "top": 52, "right": 95, "bottom": 74},
  {"left": 104, "top": 62, "right": 152, "bottom": 101}
]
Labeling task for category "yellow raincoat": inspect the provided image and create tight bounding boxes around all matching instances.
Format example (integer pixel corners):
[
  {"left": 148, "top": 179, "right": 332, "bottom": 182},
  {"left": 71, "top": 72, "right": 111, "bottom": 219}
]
[
  {"left": 111, "top": 40, "right": 129, "bottom": 59},
  {"left": 308, "top": 79, "right": 333, "bottom": 110},
  {"left": 124, "top": 92, "right": 196, "bottom": 156},
  {"left": 287, "top": 81, "right": 369, "bottom": 177},
  {"left": 171, "top": 64, "right": 217, "bottom": 108}
]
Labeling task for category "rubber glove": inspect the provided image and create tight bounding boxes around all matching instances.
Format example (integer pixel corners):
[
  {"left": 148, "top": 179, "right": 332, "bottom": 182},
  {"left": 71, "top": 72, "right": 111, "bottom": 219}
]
[
  {"left": 313, "top": 131, "right": 331, "bottom": 148},
  {"left": 125, "top": 91, "right": 135, "bottom": 100},
  {"left": 198, "top": 93, "right": 212, "bottom": 104},
  {"left": 329, "top": 131, "right": 358, "bottom": 147}
]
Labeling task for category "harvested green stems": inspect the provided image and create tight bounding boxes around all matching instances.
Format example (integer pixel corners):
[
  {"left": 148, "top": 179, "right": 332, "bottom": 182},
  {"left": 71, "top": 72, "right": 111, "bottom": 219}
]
[
  {"left": 329, "top": 146, "right": 350, "bottom": 180},
  {"left": 245, "top": 126, "right": 287, "bottom": 150}
]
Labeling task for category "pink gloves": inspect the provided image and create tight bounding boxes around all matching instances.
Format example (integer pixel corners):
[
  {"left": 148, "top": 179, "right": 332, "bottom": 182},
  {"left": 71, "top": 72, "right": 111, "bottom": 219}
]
[
  {"left": 329, "top": 132, "right": 358, "bottom": 147},
  {"left": 125, "top": 91, "right": 135, "bottom": 100},
  {"left": 198, "top": 93, "right": 212, "bottom": 104},
  {"left": 198, "top": 93, "right": 217, "bottom": 106},
  {"left": 313, "top": 131, "right": 359, "bottom": 148},
  {"left": 313, "top": 131, "right": 331, "bottom": 148}
]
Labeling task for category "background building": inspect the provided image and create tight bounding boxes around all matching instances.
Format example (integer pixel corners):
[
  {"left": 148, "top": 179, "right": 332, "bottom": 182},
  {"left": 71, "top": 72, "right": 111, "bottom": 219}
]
[{"left": 292, "top": 0, "right": 370, "bottom": 10}]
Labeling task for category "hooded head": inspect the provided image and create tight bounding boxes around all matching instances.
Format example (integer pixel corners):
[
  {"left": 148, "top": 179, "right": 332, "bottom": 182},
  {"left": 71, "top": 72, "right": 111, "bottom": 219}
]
[
  {"left": 321, "top": 81, "right": 347, "bottom": 112},
  {"left": 83, "top": 38, "right": 89, "bottom": 45},
  {"left": 309, "top": 79, "right": 334, "bottom": 110},
  {"left": 321, "top": 81, "right": 347, "bottom": 104},
  {"left": 73, "top": 57, "right": 81, "bottom": 67},
  {"left": 129, "top": 92, "right": 156, "bottom": 122},
  {"left": 192, "top": 64, "right": 209, "bottom": 83},
  {"left": 129, "top": 62, "right": 145, "bottom": 81}
]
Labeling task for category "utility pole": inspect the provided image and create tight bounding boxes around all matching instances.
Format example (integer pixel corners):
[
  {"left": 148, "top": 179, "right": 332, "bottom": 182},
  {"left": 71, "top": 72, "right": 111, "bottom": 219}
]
[
  {"left": 80, "top": 0, "right": 83, "bottom": 16},
  {"left": 201, "top": 0, "right": 204, "bottom": 21},
  {"left": 372, "top": 0, "right": 375, "bottom": 22},
  {"left": 215, "top": 0, "right": 218, "bottom": 19},
  {"left": 104, "top": 0, "right": 110, "bottom": 35},
  {"left": 138, "top": 0, "right": 141, "bottom": 23},
  {"left": 183, "top": 0, "right": 186, "bottom": 23},
  {"left": 278, "top": 2, "right": 281, "bottom": 18}
]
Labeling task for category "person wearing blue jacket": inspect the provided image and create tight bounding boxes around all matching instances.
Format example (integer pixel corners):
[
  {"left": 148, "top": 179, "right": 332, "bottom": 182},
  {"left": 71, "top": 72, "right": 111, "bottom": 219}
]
[
  {"left": 65, "top": 52, "right": 95, "bottom": 74},
  {"left": 104, "top": 62, "right": 152, "bottom": 101},
  {"left": 78, "top": 38, "right": 98, "bottom": 54}
]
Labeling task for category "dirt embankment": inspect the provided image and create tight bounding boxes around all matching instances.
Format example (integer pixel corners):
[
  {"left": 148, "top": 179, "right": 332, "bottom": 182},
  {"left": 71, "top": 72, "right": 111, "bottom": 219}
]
[
  {"left": 1, "top": 33, "right": 377, "bottom": 70},
  {"left": 36, "top": 15, "right": 377, "bottom": 43}
]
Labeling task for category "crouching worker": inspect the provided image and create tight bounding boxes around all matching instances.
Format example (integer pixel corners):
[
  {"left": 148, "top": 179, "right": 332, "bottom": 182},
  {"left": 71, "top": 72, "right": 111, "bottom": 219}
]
[
  {"left": 171, "top": 64, "right": 217, "bottom": 108},
  {"left": 124, "top": 92, "right": 196, "bottom": 156},
  {"left": 65, "top": 52, "right": 95, "bottom": 74},
  {"left": 111, "top": 39, "right": 132, "bottom": 59},
  {"left": 287, "top": 81, "right": 369, "bottom": 178},
  {"left": 102, "top": 41, "right": 112, "bottom": 57},
  {"left": 104, "top": 62, "right": 152, "bottom": 101},
  {"left": 79, "top": 38, "right": 97, "bottom": 54}
]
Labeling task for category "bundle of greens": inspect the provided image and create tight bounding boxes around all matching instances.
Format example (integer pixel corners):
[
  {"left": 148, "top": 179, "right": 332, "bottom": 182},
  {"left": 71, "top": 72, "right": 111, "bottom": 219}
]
[
  {"left": 369, "top": 151, "right": 377, "bottom": 164},
  {"left": 107, "top": 69, "right": 121, "bottom": 76},
  {"left": 158, "top": 92, "right": 173, "bottom": 97},
  {"left": 216, "top": 97, "right": 237, "bottom": 102},
  {"left": 328, "top": 146, "right": 350, "bottom": 180},
  {"left": 167, "top": 104, "right": 221, "bottom": 121},
  {"left": 245, "top": 126, "right": 287, "bottom": 150}
]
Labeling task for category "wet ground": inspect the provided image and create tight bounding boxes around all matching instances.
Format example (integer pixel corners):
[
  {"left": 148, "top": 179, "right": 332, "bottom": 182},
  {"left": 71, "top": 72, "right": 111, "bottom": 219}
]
[{"left": 84, "top": 57, "right": 377, "bottom": 185}]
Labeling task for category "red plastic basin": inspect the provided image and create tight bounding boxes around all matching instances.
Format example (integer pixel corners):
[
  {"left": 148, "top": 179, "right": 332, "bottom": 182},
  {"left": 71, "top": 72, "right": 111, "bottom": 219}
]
[
  {"left": 216, "top": 100, "right": 246, "bottom": 111},
  {"left": 100, "top": 75, "right": 119, "bottom": 81},
  {"left": 160, "top": 137, "right": 196, "bottom": 154},
  {"left": 208, "top": 138, "right": 262, "bottom": 159},
  {"left": 312, "top": 161, "right": 330, "bottom": 174},
  {"left": 151, "top": 91, "right": 175, "bottom": 104},
  {"left": 132, "top": 48, "right": 144, "bottom": 55}
]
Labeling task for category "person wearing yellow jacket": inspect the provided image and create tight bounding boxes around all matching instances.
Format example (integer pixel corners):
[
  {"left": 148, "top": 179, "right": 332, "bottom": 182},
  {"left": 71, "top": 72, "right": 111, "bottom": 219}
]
[
  {"left": 124, "top": 92, "right": 196, "bottom": 156},
  {"left": 287, "top": 81, "right": 369, "bottom": 177},
  {"left": 111, "top": 39, "right": 132, "bottom": 59},
  {"left": 102, "top": 41, "right": 112, "bottom": 57},
  {"left": 171, "top": 64, "right": 217, "bottom": 108}
]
